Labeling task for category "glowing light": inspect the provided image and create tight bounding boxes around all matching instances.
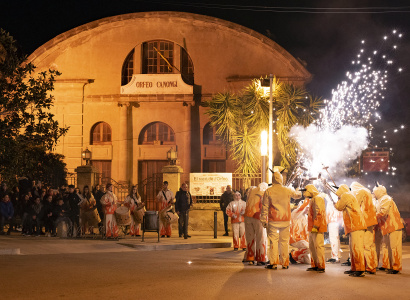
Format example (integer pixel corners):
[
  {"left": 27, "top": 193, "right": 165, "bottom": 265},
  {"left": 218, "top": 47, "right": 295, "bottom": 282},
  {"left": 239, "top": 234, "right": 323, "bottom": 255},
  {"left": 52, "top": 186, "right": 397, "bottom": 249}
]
[
  {"left": 187, "top": 261, "right": 192, "bottom": 265},
  {"left": 261, "top": 130, "right": 268, "bottom": 156}
]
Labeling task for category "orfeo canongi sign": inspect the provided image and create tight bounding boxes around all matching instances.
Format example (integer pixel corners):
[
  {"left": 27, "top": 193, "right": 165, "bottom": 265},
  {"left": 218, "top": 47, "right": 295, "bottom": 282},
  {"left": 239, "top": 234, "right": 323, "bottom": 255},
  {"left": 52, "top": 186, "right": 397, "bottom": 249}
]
[
  {"left": 189, "top": 173, "right": 232, "bottom": 196},
  {"left": 120, "top": 74, "right": 193, "bottom": 94}
]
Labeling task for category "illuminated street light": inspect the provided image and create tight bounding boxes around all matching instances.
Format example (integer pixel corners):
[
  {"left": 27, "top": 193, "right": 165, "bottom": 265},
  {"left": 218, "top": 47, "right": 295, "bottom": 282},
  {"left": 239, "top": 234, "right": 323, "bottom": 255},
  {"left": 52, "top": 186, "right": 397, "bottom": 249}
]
[
  {"left": 260, "top": 74, "right": 274, "bottom": 184},
  {"left": 81, "top": 148, "right": 92, "bottom": 165},
  {"left": 261, "top": 130, "right": 268, "bottom": 182}
]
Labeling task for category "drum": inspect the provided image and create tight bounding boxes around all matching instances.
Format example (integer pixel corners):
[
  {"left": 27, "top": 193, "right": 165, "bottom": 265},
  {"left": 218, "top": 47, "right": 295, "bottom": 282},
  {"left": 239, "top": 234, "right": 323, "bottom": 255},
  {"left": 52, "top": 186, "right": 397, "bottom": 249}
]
[
  {"left": 133, "top": 206, "right": 145, "bottom": 224},
  {"left": 115, "top": 206, "right": 131, "bottom": 226},
  {"left": 84, "top": 209, "right": 101, "bottom": 227},
  {"left": 144, "top": 211, "right": 159, "bottom": 230},
  {"left": 162, "top": 210, "right": 179, "bottom": 225}
]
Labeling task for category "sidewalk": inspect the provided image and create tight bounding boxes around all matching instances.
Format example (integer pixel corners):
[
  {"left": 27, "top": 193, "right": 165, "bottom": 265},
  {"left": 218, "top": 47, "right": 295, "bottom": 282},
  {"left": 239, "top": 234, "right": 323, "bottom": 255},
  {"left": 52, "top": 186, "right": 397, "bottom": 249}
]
[{"left": 0, "top": 230, "right": 232, "bottom": 255}]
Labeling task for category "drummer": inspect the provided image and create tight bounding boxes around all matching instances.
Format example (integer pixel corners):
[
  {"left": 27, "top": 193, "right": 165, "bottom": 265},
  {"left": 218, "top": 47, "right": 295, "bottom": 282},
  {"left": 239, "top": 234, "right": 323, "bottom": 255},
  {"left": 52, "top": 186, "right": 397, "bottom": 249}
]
[
  {"left": 80, "top": 185, "right": 100, "bottom": 235},
  {"left": 100, "top": 183, "right": 119, "bottom": 238},
  {"left": 124, "top": 185, "right": 145, "bottom": 237},
  {"left": 156, "top": 181, "right": 174, "bottom": 238}
]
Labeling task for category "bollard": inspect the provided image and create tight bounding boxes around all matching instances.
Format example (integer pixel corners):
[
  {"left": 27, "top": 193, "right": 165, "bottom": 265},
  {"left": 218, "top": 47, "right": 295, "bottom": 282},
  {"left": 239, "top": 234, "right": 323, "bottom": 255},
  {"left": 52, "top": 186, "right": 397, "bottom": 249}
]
[
  {"left": 184, "top": 210, "right": 188, "bottom": 239},
  {"left": 214, "top": 211, "right": 217, "bottom": 239}
]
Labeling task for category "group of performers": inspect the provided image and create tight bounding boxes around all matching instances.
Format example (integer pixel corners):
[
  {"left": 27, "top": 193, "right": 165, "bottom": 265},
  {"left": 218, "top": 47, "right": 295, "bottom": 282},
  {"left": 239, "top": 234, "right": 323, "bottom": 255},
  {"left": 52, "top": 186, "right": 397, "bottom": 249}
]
[
  {"left": 85, "top": 183, "right": 144, "bottom": 239},
  {"left": 224, "top": 170, "right": 403, "bottom": 277},
  {"left": 86, "top": 181, "right": 187, "bottom": 239}
]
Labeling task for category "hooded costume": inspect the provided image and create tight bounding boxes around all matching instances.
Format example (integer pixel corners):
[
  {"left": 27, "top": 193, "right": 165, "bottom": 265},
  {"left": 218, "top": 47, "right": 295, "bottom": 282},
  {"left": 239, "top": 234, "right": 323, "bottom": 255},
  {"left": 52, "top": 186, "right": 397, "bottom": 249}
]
[
  {"left": 261, "top": 171, "right": 302, "bottom": 269},
  {"left": 326, "top": 193, "right": 343, "bottom": 262},
  {"left": 244, "top": 183, "right": 268, "bottom": 263},
  {"left": 226, "top": 192, "right": 247, "bottom": 249},
  {"left": 373, "top": 185, "right": 403, "bottom": 273},
  {"left": 289, "top": 198, "right": 310, "bottom": 264},
  {"left": 335, "top": 184, "right": 366, "bottom": 276},
  {"left": 351, "top": 182, "right": 378, "bottom": 273},
  {"left": 304, "top": 184, "right": 327, "bottom": 271}
]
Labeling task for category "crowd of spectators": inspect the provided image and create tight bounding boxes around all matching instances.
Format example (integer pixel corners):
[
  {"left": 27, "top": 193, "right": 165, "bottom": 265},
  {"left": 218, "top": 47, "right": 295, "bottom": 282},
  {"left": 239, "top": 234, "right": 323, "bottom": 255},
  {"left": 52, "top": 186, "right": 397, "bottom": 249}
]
[{"left": 0, "top": 180, "right": 106, "bottom": 237}]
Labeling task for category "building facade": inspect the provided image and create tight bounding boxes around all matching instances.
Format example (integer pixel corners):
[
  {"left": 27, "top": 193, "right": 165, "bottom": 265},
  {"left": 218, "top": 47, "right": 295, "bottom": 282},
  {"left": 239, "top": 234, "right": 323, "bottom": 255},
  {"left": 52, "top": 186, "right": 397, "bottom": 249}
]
[{"left": 28, "top": 11, "right": 311, "bottom": 188}]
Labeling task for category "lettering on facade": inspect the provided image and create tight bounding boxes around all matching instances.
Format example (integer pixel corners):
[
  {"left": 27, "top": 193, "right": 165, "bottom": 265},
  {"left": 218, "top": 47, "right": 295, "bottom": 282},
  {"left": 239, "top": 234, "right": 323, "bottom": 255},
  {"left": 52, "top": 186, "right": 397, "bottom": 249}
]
[{"left": 135, "top": 81, "right": 178, "bottom": 88}]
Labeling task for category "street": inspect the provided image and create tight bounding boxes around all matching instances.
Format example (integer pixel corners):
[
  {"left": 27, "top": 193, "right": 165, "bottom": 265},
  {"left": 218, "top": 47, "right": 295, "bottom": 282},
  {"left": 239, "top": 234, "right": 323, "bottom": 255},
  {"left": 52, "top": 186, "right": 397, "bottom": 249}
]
[{"left": 0, "top": 236, "right": 409, "bottom": 299}]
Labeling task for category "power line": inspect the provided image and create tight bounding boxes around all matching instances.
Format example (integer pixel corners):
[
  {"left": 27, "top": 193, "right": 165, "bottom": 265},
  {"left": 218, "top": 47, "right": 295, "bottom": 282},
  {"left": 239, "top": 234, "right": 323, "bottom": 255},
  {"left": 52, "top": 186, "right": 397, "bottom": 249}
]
[{"left": 134, "top": 0, "right": 410, "bottom": 14}]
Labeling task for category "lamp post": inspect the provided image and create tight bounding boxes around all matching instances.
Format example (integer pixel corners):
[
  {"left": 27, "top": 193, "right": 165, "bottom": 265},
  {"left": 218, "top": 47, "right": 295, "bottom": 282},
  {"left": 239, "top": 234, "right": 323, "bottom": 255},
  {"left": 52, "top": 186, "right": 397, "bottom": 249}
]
[
  {"left": 260, "top": 74, "right": 274, "bottom": 184},
  {"left": 81, "top": 148, "right": 92, "bottom": 165},
  {"left": 167, "top": 147, "right": 178, "bottom": 165},
  {"left": 261, "top": 130, "right": 268, "bottom": 183}
]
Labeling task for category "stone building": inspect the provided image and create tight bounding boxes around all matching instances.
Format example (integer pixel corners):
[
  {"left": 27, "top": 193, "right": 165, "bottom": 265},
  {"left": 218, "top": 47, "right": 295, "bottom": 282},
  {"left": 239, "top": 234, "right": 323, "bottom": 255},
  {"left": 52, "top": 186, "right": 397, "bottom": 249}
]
[{"left": 28, "top": 11, "right": 311, "bottom": 212}]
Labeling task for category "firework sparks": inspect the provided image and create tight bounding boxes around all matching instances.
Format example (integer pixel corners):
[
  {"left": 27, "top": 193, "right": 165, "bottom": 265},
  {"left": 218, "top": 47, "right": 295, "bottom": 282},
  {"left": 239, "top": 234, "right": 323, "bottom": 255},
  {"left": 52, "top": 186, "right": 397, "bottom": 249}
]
[{"left": 291, "top": 30, "right": 405, "bottom": 184}]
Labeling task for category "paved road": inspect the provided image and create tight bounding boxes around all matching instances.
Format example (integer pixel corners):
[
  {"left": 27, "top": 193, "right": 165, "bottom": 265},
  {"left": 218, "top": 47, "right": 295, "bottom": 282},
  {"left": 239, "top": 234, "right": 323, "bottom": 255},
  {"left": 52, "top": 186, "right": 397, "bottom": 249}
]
[{"left": 1, "top": 238, "right": 409, "bottom": 299}]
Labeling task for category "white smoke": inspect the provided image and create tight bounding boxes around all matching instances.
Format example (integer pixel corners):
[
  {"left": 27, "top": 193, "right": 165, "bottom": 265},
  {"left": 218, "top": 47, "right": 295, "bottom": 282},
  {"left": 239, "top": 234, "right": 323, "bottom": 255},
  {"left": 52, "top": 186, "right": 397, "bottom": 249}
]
[{"left": 290, "top": 124, "right": 369, "bottom": 176}]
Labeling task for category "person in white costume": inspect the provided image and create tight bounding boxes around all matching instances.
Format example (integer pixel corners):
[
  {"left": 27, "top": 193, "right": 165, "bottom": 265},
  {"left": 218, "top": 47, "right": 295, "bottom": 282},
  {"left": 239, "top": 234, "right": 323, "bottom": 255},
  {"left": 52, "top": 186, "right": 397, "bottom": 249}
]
[
  {"left": 226, "top": 191, "right": 247, "bottom": 250},
  {"left": 326, "top": 193, "right": 343, "bottom": 263}
]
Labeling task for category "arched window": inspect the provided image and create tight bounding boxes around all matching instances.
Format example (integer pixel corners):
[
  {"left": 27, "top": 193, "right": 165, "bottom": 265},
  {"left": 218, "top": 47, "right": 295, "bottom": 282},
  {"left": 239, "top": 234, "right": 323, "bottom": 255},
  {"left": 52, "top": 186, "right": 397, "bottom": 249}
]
[
  {"left": 91, "top": 122, "right": 112, "bottom": 145},
  {"left": 139, "top": 122, "right": 175, "bottom": 145},
  {"left": 203, "top": 123, "right": 220, "bottom": 145},
  {"left": 142, "top": 40, "right": 174, "bottom": 74},
  {"left": 181, "top": 47, "right": 194, "bottom": 85},
  {"left": 121, "top": 49, "right": 134, "bottom": 85}
]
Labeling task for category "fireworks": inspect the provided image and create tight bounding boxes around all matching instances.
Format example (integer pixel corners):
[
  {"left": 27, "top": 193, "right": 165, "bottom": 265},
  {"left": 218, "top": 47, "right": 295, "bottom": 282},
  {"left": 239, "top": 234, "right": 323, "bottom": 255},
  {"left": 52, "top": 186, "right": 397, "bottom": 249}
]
[
  {"left": 317, "top": 29, "right": 404, "bottom": 134},
  {"left": 290, "top": 29, "right": 406, "bottom": 185}
]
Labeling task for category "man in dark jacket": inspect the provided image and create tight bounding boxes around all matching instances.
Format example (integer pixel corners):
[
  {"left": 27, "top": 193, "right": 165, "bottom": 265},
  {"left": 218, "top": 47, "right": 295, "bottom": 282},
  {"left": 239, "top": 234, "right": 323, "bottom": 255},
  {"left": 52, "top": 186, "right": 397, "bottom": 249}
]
[
  {"left": 175, "top": 183, "right": 193, "bottom": 238},
  {"left": 0, "top": 194, "right": 14, "bottom": 235},
  {"left": 93, "top": 184, "right": 105, "bottom": 230},
  {"left": 219, "top": 185, "right": 233, "bottom": 236},
  {"left": 65, "top": 185, "right": 81, "bottom": 237}
]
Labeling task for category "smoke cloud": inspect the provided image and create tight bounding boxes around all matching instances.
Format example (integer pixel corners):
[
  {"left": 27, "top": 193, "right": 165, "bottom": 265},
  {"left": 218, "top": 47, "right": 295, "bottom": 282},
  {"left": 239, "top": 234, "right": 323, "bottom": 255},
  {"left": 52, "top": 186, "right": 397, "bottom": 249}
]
[{"left": 290, "top": 124, "right": 369, "bottom": 176}]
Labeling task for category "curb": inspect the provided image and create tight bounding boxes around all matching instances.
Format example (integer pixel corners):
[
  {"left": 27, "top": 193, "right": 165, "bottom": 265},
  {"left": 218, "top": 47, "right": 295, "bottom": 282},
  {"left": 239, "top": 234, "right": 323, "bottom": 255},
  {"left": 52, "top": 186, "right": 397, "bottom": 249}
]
[{"left": 118, "top": 242, "right": 231, "bottom": 251}]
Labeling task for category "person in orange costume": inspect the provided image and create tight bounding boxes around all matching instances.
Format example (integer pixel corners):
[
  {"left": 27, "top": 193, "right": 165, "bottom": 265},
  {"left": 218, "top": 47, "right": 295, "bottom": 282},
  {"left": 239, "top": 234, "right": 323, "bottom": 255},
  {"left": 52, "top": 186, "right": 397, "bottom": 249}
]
[
  {"left": 261, "top": 171, "right": 301, "bottom": 270},
  {"left": 156, "top": 181, "right": 174, "bottom": 238},
  {"left": 373, "top": 184, "right": 403, "bottom": 274},
  {"left": 226, "top": 191, "right": 247, "bottom": 250},
  {"left": 289, "top": 197, "right": 311, "bottom": 265},
  {"left": 373, "top": 193, "right": 390, "bottom": 271},
  {"left": 350, "top": 182, "right": 378, "bottom": 274},
  {"left": 124, "top": 185, "right": 145, "bottom": 236},
  {"left": 334, "top": 184, "right": 367, "bottom": 277},
  {"left": 100, "top": 183, "right": 119, "bottom": 238},
  {"left": 304, "top": 184, "right": 327, "bottom": 273},
  {"left": 244, "top": 182, "right": 268, "bottom": 265}
]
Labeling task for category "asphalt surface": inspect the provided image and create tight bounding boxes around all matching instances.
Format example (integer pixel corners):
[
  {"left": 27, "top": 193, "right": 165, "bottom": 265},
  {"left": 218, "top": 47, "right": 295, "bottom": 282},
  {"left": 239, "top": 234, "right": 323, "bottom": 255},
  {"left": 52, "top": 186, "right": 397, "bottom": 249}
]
[{"left": 0, "top": 233, "right": 409, "bottom": 300}]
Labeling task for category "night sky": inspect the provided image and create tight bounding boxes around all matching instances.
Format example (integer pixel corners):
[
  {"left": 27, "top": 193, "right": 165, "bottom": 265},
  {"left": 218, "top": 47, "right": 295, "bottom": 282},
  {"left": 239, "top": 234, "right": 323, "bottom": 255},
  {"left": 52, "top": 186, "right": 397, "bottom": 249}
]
[{"left": 1, "top": 0, "right": 410, "bottom": 184}]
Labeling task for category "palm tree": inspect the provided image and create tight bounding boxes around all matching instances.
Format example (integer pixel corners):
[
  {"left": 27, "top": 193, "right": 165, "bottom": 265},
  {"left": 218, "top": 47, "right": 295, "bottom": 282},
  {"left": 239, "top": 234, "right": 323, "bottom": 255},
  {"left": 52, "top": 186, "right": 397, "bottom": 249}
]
[{"left": 205, "top": 79, "right": 323, "bottom": 176}]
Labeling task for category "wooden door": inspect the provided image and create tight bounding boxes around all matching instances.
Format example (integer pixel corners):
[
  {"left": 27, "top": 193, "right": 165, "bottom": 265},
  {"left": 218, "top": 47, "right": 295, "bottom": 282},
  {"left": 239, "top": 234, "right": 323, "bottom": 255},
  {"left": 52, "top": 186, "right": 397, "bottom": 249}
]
[{"left": 138, "top": 160, "right": 168, "bottom": 210}]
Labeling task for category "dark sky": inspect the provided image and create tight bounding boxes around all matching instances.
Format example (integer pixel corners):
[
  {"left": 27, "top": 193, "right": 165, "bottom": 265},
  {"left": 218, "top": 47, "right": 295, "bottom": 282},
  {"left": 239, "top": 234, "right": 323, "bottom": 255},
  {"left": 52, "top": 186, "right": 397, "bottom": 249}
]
[{"left": 1, "top": 0, "right": 410, "bottom": 180}]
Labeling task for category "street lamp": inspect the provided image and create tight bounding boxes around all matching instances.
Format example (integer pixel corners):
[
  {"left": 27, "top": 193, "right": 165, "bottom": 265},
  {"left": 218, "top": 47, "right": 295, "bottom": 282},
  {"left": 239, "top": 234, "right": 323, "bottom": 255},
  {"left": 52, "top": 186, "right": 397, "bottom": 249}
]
[
  {"left": 167, "top": 147, "right": 178, "bottom": 165},
  {"left": 81, "top": 148, "right": 92, "bottom": 165},
  {"left": 260, "top": 74, "right": 274, "bottom": 184},
  {"left": 261, "top": 130, "right": 268, "bottom": 182}
]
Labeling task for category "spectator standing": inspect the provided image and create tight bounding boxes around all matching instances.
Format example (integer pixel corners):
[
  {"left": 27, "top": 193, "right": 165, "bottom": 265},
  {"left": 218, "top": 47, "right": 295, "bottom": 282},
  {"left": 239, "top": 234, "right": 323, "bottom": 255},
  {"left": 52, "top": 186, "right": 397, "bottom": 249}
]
[
  {"left": 29, "top": 197, "right": 44, "bottom": 236},
  {"left": 219, "top": 185, "right": 233, "bottom": 236},
  {"left": 65, "top": 185, "right": 82, "bottom": 237},
  {"left": 94, "top": 184, "right": 105, "bottom": 229},
  {"left": 175, "top": 183, "right": 193, "bottom": 238},
  {"left": 53, "top": 198, "right": 72, "bottom": 233},
  {"left": 43, "top": 195, "right": 56, "bottom": 237},
  {"left": 0, "top": 194, "right": 14, "bottom": 235}
]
